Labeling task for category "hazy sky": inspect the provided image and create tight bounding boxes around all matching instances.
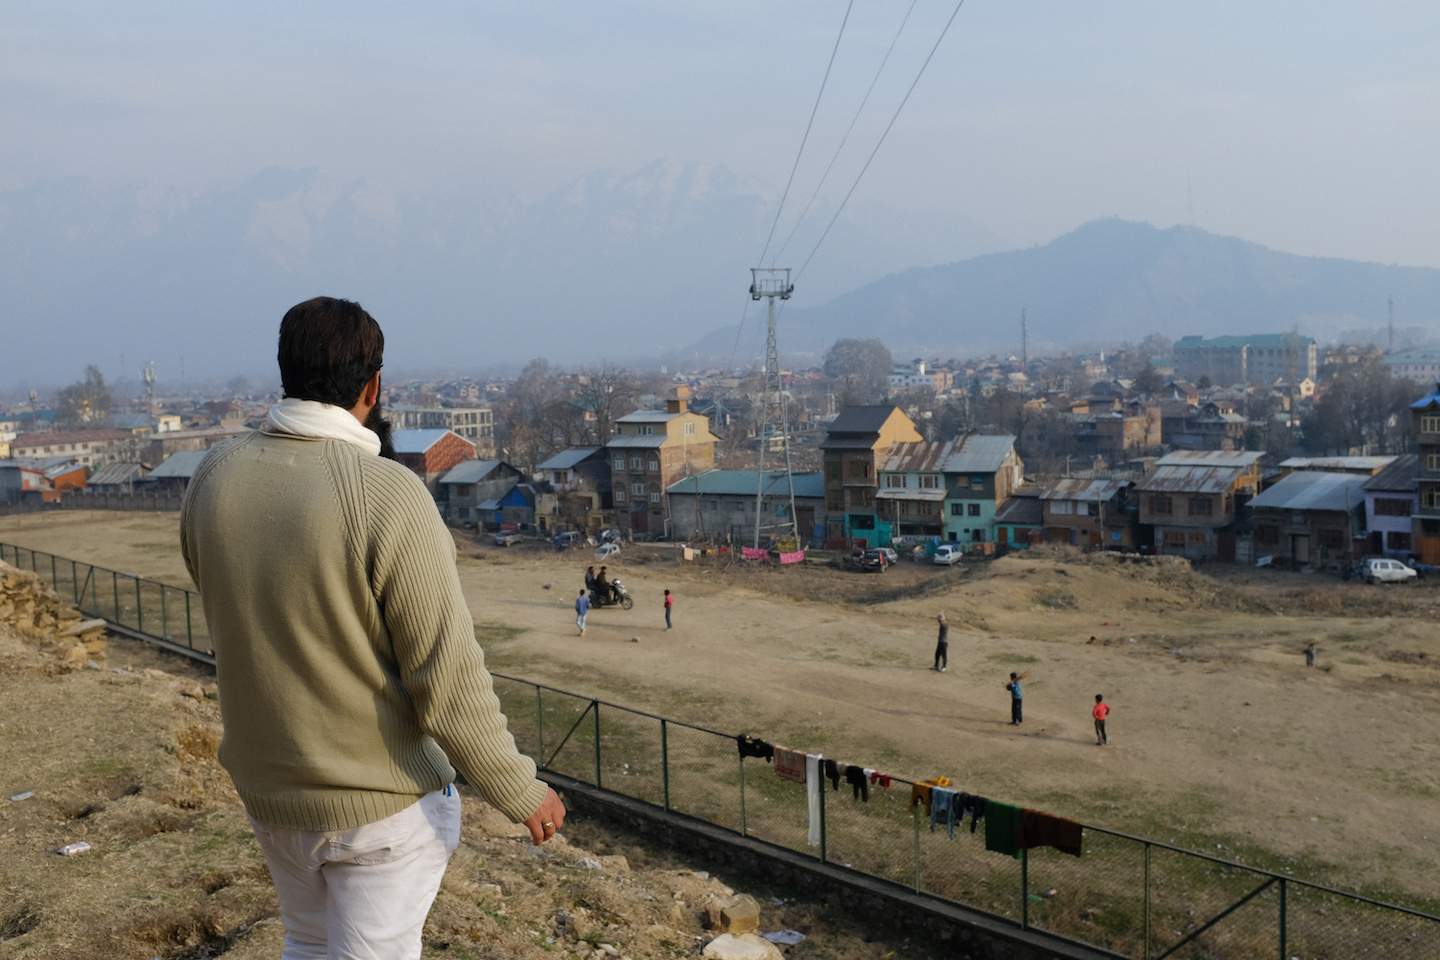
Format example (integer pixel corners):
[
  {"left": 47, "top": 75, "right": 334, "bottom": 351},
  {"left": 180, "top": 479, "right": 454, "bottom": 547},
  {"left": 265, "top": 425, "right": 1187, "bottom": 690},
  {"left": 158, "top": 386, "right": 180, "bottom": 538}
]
[{"left": 5, "top": 1, "right": 1439, "bottom": 266}]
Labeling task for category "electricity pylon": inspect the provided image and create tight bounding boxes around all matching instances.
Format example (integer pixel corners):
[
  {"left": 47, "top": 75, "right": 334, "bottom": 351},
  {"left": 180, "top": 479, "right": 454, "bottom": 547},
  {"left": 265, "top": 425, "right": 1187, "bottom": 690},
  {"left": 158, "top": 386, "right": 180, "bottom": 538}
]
[{"left": 749, "top": 268, "right": 800, "bottom": 550}]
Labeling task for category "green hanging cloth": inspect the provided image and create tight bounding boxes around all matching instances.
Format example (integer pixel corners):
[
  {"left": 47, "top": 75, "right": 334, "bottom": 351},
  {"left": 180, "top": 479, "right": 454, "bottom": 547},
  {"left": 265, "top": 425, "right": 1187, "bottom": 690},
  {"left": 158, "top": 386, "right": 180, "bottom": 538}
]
[{"left": 984, "top": 800, "right": 1022, "bottom": 859}]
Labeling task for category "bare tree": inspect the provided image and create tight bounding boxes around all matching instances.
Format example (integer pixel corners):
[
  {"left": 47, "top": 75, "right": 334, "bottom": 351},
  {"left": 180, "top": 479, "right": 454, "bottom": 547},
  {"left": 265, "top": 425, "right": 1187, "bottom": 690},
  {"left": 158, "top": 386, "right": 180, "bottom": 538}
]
[
  {"left": 823, "top": 339, "right": 893, "bottom": 404},
  {"left": 574, "top": 363, "right": 641, "bottom": 444},
  {"left": 496, "top": 359, "right": 570, "bottom": 473},
  {"left": 55, "top": 365, "right": 113, "bottom": 428}
]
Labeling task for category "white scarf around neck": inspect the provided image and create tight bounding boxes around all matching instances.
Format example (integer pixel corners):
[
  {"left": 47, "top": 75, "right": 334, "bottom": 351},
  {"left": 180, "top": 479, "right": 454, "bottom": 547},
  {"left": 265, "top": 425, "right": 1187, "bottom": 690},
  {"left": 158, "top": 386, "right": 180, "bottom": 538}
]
[{"left": 263, "top": 398, "right": 382, "bottom": 456}]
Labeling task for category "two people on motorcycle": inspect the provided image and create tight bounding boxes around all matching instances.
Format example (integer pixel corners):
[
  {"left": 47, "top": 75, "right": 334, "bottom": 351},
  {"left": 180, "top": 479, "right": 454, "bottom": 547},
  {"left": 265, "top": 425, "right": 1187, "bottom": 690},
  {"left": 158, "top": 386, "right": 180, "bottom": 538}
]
[{"left": 594, "top": 565, "right": 619, "bottom": 604}]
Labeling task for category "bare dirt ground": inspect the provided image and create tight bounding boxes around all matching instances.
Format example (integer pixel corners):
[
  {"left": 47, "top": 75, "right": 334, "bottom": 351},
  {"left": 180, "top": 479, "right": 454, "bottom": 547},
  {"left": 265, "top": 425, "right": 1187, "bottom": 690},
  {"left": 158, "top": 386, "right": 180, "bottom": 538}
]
[
  {"left": 0, "top": 626, "right": 920, "bottom": 960},
  {"left": 3, "top": 511, "right": 1438, "bottom": 914}
]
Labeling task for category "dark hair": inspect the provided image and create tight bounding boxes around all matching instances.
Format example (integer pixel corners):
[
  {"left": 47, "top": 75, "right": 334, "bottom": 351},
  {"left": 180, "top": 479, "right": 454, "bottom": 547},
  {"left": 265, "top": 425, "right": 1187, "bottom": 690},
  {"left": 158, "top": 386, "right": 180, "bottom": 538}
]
[
  {"left": 1095, "top": 694, "right": 1104, "bottom": 702},
  {"left": 278, "top": 297, "right": 384, "bottom": 407}
]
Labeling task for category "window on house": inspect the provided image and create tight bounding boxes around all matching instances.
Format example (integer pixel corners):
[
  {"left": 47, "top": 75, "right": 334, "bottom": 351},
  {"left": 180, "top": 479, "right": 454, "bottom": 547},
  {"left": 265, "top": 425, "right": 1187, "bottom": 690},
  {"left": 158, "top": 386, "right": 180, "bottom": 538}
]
[
  {"left": 650, "top": 490, "right": 661, "bottom": 503},
  {"left": 614, "top": 458, "right": 625, "bottom": 473},
  {"left": 919, "top": 475, "right": 939, "bottom": 489},
  {"left": 1318, "top": 529, "right": 1345, "bottom": 549},
  {"left": 648, "top": 459, "right": 659, "bottom": 472},
  {"left": 1151, "top": 496, "right": 1173, "bottom": 515},
  {"left": 1422, "top": 414, "right": 1440, "bottom": 433},
  {"left": 826, "top": 491, "right": 844, "bottom": 511},
  {"left": 968, "top": 503, "right": 980, "bottom": 516},
  {"left": 849, "top": 488, "right": 873, "bottom": 507},
  {"left": 639, "top": 425, "right": 653, "bottom": 435},
  {"left": 950, "top": 503, "right": 963, "bottom": 516},
  {"left": 847, "top": 460, "right": 872, "bottom": 479},
  {"left": 1187, "top": 532, "right": 1206, "bottom": 545},
  {"left": 552, "top": 471, "right": 567, "bottom": 484},
  {"left": 615, "top": 489, "right": 626, "bottom": 502},
  {"left": 684, "top": 422, "right": 695, "bottom": 435},
  {"left": 1429, "top": 454, "right": 1440, "bottom": 472},
  {"left": 1051, "top": 500, "right": 1073, "bottom": 515},
  {"left": 971, "top": 477, "right": 984, "bottom": 489},
  {"left": 1423, "top": 489, "right": 1440, "bottom": 509},
  {"left": 826, "top": 462, "right": 842, "bottom": 483},
  {"left": 1189, "top": 498, "right": 1212, "bottom": 516},
  {"left": 633, "top": 482, "right": 646, "bottom": 495},
  {"left": 703, "top": 500, "right": 717, "bottom": 511},
  {"left": 1375, "top": 497, "right": 1412, "bottom": 517},
  {"left": 631, "top": 457, "right": 644, "bottom": 471},
  {"left": 886, "top": 474, "right": 907, "bottom": 488}
]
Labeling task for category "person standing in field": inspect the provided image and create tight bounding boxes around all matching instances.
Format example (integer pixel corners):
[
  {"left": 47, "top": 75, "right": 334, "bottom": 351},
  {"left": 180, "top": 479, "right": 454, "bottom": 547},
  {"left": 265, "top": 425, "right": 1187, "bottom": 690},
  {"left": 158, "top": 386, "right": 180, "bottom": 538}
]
[
  {"left": 663, "top": 589, "right": 673, "bottom": 630},
  {"left": 575, "top": 589, "right": 590, "bottom": 635},
  {"left": 1093, "top": 694, "right": 1109, "bottom": 745},
  {"left": 181, "top": 297, "right": 564, "bottom": 960},
  {"left": 1005, "top": 672, "right": 1023, "bottom": 725},
  {"left": 932, "top": 612, "right": 948, "bottom": 671},
  {"left": 1304, "top": 643, "right": 1316, "bottom": 667}
]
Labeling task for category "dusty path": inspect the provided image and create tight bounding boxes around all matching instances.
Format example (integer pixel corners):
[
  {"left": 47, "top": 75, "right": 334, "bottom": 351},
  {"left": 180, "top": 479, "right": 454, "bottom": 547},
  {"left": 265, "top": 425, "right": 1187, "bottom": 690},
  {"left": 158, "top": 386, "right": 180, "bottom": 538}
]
[{"left": 4, "top": 512, "right": 1438, "bottom": 907}]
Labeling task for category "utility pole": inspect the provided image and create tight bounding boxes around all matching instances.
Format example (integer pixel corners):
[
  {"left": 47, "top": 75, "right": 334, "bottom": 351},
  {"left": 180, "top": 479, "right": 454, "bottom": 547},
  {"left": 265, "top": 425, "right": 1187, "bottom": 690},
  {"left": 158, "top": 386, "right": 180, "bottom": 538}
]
[{"left": 749, "top": 268, "right": 799, "bottom": 550}]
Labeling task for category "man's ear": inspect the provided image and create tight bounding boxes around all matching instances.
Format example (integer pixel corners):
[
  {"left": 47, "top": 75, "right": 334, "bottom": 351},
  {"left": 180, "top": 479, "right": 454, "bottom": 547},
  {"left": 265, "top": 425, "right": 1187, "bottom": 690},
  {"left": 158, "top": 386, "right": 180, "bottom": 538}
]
[{"left": 363, "top": 371, "right": 381, "bottom": 407}]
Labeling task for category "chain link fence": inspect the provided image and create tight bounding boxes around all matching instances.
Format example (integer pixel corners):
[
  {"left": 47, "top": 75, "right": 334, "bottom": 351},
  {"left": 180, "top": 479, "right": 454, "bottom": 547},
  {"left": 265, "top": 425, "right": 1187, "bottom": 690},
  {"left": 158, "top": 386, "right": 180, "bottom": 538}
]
[
  {"left": 490, "top": 674, "right": 1440, "bottom": 960},
  {"left": 4, "top": 540, "right": 1434, "bottom": 958},
  {"left": 0, "top": 541, "right": 210, "bottom": 656}
]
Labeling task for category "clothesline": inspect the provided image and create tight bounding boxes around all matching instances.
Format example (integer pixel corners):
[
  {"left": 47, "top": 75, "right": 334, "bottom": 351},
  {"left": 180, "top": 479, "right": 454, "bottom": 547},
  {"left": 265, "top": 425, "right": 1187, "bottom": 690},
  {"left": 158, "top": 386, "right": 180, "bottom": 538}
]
[{"left": 735, "top": 734, "right": 1082, "bottom": 859}]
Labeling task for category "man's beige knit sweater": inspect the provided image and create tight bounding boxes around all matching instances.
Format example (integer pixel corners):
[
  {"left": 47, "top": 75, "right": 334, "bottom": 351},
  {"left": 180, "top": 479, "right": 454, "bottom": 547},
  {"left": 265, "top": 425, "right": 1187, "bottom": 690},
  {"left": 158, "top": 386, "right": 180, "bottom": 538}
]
[{"left": 180, "top": 429, "right": 546, "bottom": 832}]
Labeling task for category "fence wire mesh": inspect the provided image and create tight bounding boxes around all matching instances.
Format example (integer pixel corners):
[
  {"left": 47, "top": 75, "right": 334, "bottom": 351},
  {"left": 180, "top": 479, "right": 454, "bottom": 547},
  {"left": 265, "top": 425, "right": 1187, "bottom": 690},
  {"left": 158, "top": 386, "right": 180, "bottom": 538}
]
[{"left": 3, "top": 542, "right": 1435, "bottom": 959}]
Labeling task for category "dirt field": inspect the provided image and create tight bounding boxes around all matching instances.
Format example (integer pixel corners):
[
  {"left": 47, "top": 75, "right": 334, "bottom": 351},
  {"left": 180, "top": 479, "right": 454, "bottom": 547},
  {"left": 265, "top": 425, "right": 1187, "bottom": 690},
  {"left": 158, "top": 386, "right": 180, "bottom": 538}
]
[{"left": 3, "top": 511, "right": 1438, "bottom": 914}]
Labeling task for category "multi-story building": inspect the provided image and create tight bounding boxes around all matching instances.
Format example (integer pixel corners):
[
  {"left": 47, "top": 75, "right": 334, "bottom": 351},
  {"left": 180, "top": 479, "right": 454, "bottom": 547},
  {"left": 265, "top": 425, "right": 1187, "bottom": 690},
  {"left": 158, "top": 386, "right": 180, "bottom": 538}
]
[
  {"left": 390, "top": 404, "right": 495, "bottom": 458},
  {"left": 820, "top": 406, "right": 924, "bottom": 548},
  {"left": 876, "top": 434, "right": 1024, "bottom": 544},
  {"left": 536, "top": 447, "right": 615, "bottom": 534},
  {"left": 1250, "top": 471, "right": 1368, "bottom": 567},
  {"left": 606, "top": 387, "right": 718, "bottom": 536},
  {"left": 1135, "top": 450, "right": 1264, "bottom": 561},
  {"left": 11, "top": 428, "right": 136, "bottom": 467},
  {"left": 1038, "top": 478, "right": 1136, "bottom": 549},
  {"left": 392, "top": 429, "right": 477, "bottom": 494},
  {"left": 888, "top": 360, "right": 953, "bottom": 395},
  {"left": 665, "top": 470, "right": 826, "bottom": 543},
  {"left": 1174, "top": 334, "right": 1317, "bottom": 386},
  {"left": 1361, "top": 455, "right": 1416, "bottom": 557},
  {"left": 437, "top": 460, "right": 524, "bottom": 527},
  {"left": 1411, "top": 381, "right": 1440, "bottom": 563}
]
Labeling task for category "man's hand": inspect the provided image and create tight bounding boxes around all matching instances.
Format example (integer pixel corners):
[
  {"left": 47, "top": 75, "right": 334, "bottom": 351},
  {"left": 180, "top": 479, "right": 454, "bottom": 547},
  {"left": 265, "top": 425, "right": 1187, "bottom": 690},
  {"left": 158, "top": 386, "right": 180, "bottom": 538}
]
[{"left": 523, "top": 787, "right": 566, "bottom": 844}]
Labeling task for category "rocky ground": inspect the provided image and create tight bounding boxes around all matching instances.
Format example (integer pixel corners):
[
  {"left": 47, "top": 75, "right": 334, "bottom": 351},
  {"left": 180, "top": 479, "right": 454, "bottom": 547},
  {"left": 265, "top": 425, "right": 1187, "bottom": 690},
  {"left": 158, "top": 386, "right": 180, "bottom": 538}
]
[{"left": 0, "top": 618, "right": 932, "bottom": 960}]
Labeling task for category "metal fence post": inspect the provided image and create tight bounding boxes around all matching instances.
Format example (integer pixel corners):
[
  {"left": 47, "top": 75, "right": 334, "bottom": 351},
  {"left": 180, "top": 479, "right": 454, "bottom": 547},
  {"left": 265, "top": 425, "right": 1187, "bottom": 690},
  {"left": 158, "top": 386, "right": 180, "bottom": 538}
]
[
  {"left": 1284, "top": 880, "right": 1296, "bottom": 960},
  {"left": 738, "top": 754, "right": 747, "bottom": 836},
  {"left": 135, "top": 577, "right": 143, "bottom": 633},
  {"left": 913, "top": 800, "right": 921, "bottom": 893},
  {"left": 592, "top": 701, "right": 602, "bottom": 788},
  {"left": 71, "top": 560, "right": 78, "bottom": 605},
  {"left": 112, "top": 570, "right": 119, "bottom": 621},
  {"left": 661, "top": 719, "right": 670, "bottom": 812},
  {"left": 535, "top": 687, "right": 545, "bottom": 765},
  {"left": 50, "top": 553, "right": 56, "bottom": 588},
  {"left": 818, "top": 776, "right": 827, "bottom": 864},
  {"left": 1021, "top": 847, "right": 1029, "bottom": 930},
  {"left": 1144, "top": 841, "right": 1152, "bottom": 959},
  {"left": 160, "top": 585, "right": 168, "bottom": 639},
  {"left": 185, "top": 591, "right": 193, "bottom": 648}
]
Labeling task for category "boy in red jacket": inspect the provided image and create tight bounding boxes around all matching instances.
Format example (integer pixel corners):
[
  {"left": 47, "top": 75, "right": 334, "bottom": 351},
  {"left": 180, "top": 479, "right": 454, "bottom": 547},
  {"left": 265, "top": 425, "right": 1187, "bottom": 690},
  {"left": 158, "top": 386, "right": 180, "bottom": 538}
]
[{"left": 1093, "top": 694, "right": 1110, "bottom": 745}]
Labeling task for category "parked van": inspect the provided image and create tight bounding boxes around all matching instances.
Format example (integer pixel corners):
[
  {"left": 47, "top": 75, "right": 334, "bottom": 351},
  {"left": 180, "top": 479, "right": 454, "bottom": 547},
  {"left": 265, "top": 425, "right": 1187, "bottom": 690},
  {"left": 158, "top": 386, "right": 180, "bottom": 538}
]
[
  {"left": 1363, "top": 557, "right": 1417, "bottom": 584},
  {"left": 932, "top": 544, "right": 962, "bottom": 566}
]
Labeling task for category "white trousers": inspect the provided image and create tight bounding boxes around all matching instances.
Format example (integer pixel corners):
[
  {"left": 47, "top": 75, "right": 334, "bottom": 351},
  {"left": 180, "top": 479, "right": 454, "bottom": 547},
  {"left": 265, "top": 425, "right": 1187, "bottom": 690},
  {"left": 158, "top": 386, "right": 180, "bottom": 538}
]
[{"left": 248, "top": 787, "right": 462, "bottom": 960}]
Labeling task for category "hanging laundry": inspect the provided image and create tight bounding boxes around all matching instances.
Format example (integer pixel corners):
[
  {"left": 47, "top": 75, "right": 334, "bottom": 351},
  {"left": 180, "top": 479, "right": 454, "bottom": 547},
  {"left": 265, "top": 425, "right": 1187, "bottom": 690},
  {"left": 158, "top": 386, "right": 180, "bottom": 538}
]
[
  {"left": 736, "top": 735, "right": 775, "bottom": 762},
  {"left": 956, "top": 793, "right": 987, "bottom": 833},
  {"left": 868, "top": 770, "right": 892, "bottom": 790},
  {"left": 823, "top": 758, "right": 841, "bottom": 791},
  {"left": 779, "top": 550, "right": 805, "bottom": 564},
  {"left": 843, "top": 764, "right": 869, "bottom": 802},
  {"left": 773, "top": 746, "right": 807, "bottom": 783},
  {"left": 929, "top": 786, "right": 959, "bottom": 838},
  {"left": 984, "top": 801, "right": 1022, "bottom": 858},
  {"left": 806, "top": 754, "right": 822, "bottom": 847},
  {"left": 909, "top": 782, "right": 933, "bottom": 816},
  {"left": 1017, "top": 809, "right": 1084, "bottom": 858},
  {"left": 742, "top": 546, "right": 769, "bottom": 561}
]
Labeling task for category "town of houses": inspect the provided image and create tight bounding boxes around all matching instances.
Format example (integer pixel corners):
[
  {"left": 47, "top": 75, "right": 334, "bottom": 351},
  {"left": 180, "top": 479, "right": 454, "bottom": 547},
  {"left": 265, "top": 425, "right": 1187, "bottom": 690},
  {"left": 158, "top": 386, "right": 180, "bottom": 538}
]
[{"left": 5, "top": 330, "right": 1440, "bottom": 570}]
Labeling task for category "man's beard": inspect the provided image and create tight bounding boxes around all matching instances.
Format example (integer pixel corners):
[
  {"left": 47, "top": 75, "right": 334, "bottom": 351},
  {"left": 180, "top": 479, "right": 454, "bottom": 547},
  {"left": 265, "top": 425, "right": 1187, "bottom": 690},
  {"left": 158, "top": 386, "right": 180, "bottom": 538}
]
[{"left": 365, "top": 402, "right": 399, "bottom": 461}]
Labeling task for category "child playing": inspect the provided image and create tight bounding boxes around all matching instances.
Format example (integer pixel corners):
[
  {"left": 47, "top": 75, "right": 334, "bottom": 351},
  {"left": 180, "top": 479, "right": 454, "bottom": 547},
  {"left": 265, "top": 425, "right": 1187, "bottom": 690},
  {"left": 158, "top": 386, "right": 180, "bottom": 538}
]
[
  {"left": 1093, "top": 694, "right": 1109, "bottom": 745},
  {"left": 664, "top": 589, "right": 673, "bottom": 630}
]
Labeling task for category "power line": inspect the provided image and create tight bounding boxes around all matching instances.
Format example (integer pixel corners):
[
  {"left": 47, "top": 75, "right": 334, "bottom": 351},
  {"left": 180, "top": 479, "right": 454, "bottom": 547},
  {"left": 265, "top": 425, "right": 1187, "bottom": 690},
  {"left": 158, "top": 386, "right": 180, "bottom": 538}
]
[
  {"left": 773, "top": 0, "right": 920, "bottom": 265},
  {"left": 795, "top": 0, "right": 969, "bottom": 283},
  {"left": 756, "top": 0, "right": 855, "bottom": 269}
]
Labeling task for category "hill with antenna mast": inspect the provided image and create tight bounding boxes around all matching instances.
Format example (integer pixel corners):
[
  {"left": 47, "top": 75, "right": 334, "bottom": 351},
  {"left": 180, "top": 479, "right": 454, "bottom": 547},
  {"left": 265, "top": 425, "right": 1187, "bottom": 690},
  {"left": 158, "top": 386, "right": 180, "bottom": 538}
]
[{"left": 681, "top": 219, "right": 1440, "bottom": 364}]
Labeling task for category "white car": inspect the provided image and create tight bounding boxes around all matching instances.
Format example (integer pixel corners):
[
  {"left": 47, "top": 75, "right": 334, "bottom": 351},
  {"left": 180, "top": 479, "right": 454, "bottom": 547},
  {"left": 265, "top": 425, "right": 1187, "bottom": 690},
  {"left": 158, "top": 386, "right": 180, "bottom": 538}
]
[
  {"left": 1363, "top": 557, "right": 1417, "bottom": 584},
  {"left": 878, "top": 547, "right": 899, "bottom": 566},
  {"left": 594, "top": 542, "right": 621, "bottom": 561},
  {"left": 932, "top": 544, "right": 962, "bottom": 565}
]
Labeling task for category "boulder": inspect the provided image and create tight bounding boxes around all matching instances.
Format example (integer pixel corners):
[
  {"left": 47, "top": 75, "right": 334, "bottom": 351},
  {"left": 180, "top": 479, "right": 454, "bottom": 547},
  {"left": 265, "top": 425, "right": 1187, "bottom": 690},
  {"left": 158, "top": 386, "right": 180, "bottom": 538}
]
[
  {"left": 702, "top": 934, "right": 784, "bottom": 960},
  {"left": 58, "top": 618, "right": 107, "bottom": 638},
  {"left": 721, "top": 894, "right": 760, "bottom": 934}
]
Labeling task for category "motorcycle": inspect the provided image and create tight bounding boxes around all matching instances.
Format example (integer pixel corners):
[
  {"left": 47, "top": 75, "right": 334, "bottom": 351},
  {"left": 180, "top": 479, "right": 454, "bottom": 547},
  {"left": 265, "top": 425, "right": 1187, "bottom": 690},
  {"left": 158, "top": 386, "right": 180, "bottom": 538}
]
[{"left": 588, "top": 578, "right": 634, "bottom": 610}]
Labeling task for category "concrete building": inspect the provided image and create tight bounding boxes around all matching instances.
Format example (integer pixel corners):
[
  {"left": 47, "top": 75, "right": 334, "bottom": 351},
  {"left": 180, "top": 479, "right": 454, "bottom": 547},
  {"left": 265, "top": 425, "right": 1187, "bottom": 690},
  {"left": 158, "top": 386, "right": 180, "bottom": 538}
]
[
  {"left": 392, "top": 429, "right": 477, "bottom": 493},
  {"left": 391, "top": 404, "right": 495, "bottom": 458},
  {"left": 888, "top": 361, "right": 953, "bottom": 395},
  {"left": 875, "top": 434, "right": 1024, "bottom": 545},
  {"left": 1135, "top": 451, "right": 1264, "bottom": 561},
  {"left": 143, "top": 424, "right": 251, "bottom": 466},
  {"left": 536, "top": 448, "right": 614, "bottom": 535},
  {"left": 1174, "top": 334, "right": 1317, "bottom": 386},
  {"left": 1250, "top": 471, "right": 1368, "bottom": 567},
  {"left": 1381, "top": 348, "right": 1440, "bottom": 386},
  {"left": 666, "top": 470, "right": 825, "bottom": 543},
  {"left": 1362, "top": 455, "right": 1416, "bottom": 558},
  {"left": 820, "top": 406, "right": 924, "bottom": 548},
  {"left": 1409, "top": 380, "right": 1440, "bottom": 563},
  {"left": 606, "top": 387, "right": 718, "bottom": 537},
  {"left": 12, "top": 428, "right": 136, "bottom": 467}
]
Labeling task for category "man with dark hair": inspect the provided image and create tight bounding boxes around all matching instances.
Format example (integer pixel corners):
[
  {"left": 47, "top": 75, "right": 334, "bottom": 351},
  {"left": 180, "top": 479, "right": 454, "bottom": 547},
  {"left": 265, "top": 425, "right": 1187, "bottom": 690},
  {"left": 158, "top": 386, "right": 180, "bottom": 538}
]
[{"left": 181, "top": 297, "right": 564, "bottom": 959}]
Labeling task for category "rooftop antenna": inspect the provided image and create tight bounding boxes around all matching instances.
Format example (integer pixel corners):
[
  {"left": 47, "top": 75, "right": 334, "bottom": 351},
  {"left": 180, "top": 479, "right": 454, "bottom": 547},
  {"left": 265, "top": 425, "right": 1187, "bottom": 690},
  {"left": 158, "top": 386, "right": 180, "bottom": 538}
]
[{"left": 749, "top": 268, "right": 799, "bottom": 551}]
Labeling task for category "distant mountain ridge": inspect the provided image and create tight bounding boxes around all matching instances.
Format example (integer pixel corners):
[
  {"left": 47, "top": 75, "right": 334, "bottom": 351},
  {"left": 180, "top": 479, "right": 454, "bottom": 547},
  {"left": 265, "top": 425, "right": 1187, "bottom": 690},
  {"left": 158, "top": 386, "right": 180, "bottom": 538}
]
[{"left": 682, "top": 219, "right": 1440, "bottom": 363}]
